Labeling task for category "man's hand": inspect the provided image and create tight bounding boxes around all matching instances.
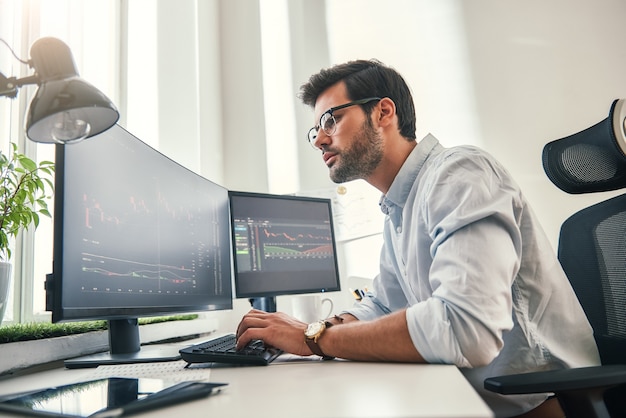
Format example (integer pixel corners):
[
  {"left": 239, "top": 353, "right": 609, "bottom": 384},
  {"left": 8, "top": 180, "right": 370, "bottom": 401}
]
[{"left": 235, "top": 309, "right": 313, "bottom": 356}]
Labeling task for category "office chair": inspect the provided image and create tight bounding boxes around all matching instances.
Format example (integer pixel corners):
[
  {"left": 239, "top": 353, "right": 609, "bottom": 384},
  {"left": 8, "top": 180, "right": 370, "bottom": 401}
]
[{"left": 484, "top": 99, "right": 626, "bottom": 418}]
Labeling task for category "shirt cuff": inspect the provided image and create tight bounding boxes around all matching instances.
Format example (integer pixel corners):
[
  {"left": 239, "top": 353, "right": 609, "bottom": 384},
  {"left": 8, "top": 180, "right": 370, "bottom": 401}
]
[{"left": 406, "top": 300, "right": 472, "bottom": 368}]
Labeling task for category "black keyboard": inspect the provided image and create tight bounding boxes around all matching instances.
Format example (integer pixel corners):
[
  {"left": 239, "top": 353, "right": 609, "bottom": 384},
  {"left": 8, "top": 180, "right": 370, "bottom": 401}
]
[{"left": 179, "top": 334, "right": 282, "bottom": 366}]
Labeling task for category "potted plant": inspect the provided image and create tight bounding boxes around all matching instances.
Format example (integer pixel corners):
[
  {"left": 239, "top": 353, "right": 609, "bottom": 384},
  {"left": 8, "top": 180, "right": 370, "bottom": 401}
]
[{"left": 0, "top": 142, "right": 54, "bottom": 325}]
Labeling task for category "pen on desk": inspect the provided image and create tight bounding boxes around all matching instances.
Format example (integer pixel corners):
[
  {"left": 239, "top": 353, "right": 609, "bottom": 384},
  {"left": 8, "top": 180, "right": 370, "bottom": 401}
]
[{"left": 349, "top": 288, "right": 362, "bottom": 301}]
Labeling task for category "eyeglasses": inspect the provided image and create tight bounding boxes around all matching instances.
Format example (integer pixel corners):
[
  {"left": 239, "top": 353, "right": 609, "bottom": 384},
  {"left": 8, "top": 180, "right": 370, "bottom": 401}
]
[{"left": 306, "top": 97, "right": 381, "bottom": 149}]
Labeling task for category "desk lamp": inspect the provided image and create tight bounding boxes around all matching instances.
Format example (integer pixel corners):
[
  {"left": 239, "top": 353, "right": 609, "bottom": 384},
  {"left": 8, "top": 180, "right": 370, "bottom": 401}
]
[{"left": 0, "top": 37, "right": 119, "bottom": 144}]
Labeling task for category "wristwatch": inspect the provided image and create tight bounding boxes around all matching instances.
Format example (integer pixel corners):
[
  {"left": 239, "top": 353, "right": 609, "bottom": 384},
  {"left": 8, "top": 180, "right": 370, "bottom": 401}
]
[{"left": 304, "top": 320, "right": 334, "bottom": 359}]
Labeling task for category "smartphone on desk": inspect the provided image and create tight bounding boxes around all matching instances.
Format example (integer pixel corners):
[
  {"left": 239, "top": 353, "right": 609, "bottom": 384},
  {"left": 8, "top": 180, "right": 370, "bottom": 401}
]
[{"left": 0, "top": 377, "right": 227, "bottom": 417}]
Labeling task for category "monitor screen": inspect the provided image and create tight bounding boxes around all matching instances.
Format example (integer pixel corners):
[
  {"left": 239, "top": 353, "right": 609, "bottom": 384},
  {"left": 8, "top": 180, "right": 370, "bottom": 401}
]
[
  {"left": 228, "top": 191, "right": 340, "bottom": 311},
  {"left": 46, "top": 124, "right": 232, "bottom": 367}
]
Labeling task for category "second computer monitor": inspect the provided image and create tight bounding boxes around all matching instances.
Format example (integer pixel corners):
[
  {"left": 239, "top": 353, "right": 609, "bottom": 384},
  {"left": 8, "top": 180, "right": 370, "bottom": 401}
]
[{"left": 229, "top": 191, "right": 341, "bottom": 311}]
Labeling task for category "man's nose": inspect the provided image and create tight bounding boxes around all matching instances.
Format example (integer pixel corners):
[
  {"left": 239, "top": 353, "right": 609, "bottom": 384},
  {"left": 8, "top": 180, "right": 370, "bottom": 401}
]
[{"left": 314, "top": 129, "right": 330, "bottom": 150}]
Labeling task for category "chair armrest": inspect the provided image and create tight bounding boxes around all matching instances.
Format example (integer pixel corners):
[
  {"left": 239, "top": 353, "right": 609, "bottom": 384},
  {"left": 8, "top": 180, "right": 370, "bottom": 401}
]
[{"left": 484, "top": 364, "right": 626, "bottom": 394}]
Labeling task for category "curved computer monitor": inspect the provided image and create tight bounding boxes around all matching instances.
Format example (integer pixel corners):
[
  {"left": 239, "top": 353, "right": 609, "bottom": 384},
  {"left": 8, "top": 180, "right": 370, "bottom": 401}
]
[
  {"left": 46, "top": 124, "right": 232, "bottom": 368},
  {"left": 228, "top": 191, "right": 341, "bottom": 312}
]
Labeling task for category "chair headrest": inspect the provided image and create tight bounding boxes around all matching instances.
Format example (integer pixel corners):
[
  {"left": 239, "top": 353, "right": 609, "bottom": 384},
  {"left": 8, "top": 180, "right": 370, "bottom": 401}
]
[{"left": 542, "top": 99, "right": 626, "bottom": 194}]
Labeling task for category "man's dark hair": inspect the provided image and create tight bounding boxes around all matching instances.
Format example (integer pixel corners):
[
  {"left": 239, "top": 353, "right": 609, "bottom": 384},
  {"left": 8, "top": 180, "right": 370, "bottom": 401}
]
[{"left": 299, "top": 59, "right": 417, "bottom": 140}]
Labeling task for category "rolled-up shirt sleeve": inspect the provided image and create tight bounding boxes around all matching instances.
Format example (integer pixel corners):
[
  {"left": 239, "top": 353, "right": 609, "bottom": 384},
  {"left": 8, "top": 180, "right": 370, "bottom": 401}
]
[
  {"left": 404, "top": 154, "right": 524, "bottom": 367},
  {"left": 410, "top": 152, "right": 521, "bottom": 367},
  {"left": 407, "top": 212, "right": 520, "bottom": 367}
]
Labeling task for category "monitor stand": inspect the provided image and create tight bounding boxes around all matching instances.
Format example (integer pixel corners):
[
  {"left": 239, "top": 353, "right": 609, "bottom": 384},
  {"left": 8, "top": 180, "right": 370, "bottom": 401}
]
[
  {"left": 64, "top": 318, "right": 181, "bottom": 369},
  {"left": 249, "top": 297, "right": 276, "bottom": 312}
]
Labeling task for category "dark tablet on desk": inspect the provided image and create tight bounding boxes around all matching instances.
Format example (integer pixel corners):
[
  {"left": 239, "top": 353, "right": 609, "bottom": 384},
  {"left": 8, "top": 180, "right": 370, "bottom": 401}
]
[{"left": 0, "top": 377, "right": 227, "bottom": 417}]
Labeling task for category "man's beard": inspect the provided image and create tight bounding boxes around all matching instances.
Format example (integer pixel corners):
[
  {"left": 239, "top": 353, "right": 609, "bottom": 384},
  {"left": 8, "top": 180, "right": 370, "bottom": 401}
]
[{"left": 329, "top": 118, "right": 383, "bottom": 184}]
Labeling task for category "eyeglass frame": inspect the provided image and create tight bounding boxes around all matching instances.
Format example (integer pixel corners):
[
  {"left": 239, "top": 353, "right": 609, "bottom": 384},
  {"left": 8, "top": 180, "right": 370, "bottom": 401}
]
[{"left": 306, "top": 97, "right": 382, "bottom": 148}]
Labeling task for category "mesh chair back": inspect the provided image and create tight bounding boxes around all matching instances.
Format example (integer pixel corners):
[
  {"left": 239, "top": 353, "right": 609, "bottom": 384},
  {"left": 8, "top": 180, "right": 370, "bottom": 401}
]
[
  {"left": 558, "top": 193, "right": 626, "bottom": 365},
  {"left": 544, "top": 99, "right": 626, "bottom": 366}
]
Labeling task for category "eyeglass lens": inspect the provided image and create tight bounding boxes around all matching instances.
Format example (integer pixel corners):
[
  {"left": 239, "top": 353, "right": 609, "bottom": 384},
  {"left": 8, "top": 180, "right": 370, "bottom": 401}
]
[
  {"left": 308, "top": 112, "right": 335, "bottom": 146},
  {"left": 321, "top": 112, "right": 335, "bottom": 135}
]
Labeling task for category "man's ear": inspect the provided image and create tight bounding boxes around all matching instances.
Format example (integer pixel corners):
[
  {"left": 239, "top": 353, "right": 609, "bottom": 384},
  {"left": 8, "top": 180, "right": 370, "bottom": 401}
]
[{"left": 377, "top": 97, "right": 397, "bottom": 128}]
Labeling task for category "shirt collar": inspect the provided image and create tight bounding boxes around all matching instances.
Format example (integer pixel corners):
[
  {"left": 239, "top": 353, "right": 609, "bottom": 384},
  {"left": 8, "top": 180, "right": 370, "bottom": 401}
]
[{"left": 379, "top": 134, "right": 441, "bottom": 223}]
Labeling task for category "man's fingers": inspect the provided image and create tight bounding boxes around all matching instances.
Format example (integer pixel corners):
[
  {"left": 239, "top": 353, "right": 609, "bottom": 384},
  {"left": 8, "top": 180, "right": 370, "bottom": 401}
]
[{"left": 236, "top": 311, "right": 271, "bottom": 341}]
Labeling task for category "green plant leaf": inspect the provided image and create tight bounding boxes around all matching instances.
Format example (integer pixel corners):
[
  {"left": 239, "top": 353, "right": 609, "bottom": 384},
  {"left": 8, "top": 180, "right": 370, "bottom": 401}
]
[
  {"left": 18, "top": 157, "right": 37, "bottom": 172},
  {"left": 0, "top": 142, "right": 55, "bottom": 261}
]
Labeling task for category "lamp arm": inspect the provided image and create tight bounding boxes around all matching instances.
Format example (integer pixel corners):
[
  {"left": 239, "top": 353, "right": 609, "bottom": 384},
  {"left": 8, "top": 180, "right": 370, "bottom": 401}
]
[
  {"left": 0, "top": 71, "right": 39, "bottom": 98},
  {"left": 0, "top": 71, "right": 18, "bottom": 98}
]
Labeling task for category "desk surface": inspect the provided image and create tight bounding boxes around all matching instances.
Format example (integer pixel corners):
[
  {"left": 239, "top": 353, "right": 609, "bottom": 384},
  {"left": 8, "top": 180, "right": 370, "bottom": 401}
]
[{"left": 0, "top": 356, "right": 493, "bottom": 418}]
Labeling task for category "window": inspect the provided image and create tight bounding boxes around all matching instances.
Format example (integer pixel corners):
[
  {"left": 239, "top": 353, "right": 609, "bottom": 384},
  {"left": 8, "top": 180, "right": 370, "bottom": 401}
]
[{"left": 1, "top": 0, "right": 121, "bottom": 324}]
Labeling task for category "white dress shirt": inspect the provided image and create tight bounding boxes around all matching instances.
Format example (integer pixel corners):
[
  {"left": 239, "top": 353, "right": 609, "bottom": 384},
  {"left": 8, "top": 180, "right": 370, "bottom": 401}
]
[{"left": 344, "top": 134, "right": 600, "bottom": 417}]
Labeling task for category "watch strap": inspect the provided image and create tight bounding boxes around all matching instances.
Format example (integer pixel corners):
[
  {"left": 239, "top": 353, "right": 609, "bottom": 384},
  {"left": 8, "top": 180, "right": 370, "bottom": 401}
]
[{"left": 305, "top": 321, "right": 334, "bottom": 359}]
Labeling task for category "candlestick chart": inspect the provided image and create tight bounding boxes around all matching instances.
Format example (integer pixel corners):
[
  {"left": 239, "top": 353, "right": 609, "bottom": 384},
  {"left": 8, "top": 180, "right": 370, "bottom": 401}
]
[
  {"left": 233, "top": 219, "right": 335, "bottom": 273},
  {"left": 69, "top": 185, "right": 225, "bottom": 297}
]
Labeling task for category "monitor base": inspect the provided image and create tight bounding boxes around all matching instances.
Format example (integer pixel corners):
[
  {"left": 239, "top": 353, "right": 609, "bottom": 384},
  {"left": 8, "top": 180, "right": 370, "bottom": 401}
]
[{"left": 64, "top": 345, "right": 181, "bottom": 369}]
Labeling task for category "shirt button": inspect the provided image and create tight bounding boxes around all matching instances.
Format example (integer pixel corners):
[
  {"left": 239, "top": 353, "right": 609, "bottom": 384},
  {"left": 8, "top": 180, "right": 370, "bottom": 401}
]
[{"left": 396, "top": 226, "right": 402, "bottom": 233}]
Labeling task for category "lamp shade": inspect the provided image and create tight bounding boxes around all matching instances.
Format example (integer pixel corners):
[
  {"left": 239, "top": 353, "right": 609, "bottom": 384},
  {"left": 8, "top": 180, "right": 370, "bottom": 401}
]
[
  {"left": 26, "top": 77, "right": 119, "bottom": 144},
  {"left": 24, "top": 37, "right": 119, "bottom": 144}
]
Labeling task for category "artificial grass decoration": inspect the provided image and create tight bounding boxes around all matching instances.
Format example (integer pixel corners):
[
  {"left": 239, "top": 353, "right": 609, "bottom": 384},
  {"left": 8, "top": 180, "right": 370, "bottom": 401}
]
[
  {"left": 138, "top": 314, "right": 198, "bottom": 325},
  {"left": 0, "top": 321, "right": 107, "bottom": 344},
  {"left": 0, "top": 314, "right": 198, "bottom": 344}
]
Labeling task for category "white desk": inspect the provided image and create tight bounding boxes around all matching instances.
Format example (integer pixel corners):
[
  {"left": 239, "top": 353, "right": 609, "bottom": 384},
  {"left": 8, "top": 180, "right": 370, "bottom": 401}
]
[{"left": 0, "top": 357, "right": 493, "bottom": 417}]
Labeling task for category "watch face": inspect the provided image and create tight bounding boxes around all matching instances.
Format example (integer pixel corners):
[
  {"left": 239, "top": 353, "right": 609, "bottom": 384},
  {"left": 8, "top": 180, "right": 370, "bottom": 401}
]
[{"left": 305, "top": 321, "right": 324, "bottom": 338}]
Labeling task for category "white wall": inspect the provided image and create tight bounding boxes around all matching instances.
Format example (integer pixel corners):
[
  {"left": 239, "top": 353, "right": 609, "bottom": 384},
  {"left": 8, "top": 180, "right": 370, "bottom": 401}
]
[
  {"left": 459, "top": 0, "right": 626, "bottom": 246},
  {"left": 318, "top": 0, "right": 626, "bottom": 248}
]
